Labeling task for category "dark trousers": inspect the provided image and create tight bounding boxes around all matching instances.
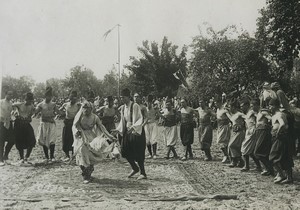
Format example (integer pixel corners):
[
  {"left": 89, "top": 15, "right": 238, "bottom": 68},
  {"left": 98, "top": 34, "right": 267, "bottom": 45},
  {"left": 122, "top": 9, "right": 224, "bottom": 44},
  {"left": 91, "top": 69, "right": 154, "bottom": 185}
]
[
  {"left": 0, "top": 122, "right": 15, "bottom": 162},
  {"left": 126, "top": 157, "right": 146, "bottom": 176},
  {"left": 80, "top": 165, "right": 94, "bottom": 180},
  {"left": 18, "top": 147, "right": 33, "bottom": 160},
  {"left": 43, "top": 144, "right": 55, "bottom": 159}
]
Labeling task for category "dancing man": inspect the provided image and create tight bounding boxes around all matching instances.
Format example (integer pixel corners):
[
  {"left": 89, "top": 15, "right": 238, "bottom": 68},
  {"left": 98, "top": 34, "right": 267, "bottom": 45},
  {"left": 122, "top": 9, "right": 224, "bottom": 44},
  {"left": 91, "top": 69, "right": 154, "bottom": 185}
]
[
  {"left": 143, "top": 94, "right": 159, "bottom": 159},
  {"left": 196, "top": 99, "right": 215, "bottom": 161},
  {"left": 269, "top": 99, "right": 294, "bottom": 184},
  {"left": 227, "top": 99, "right": 245, "bottom": 168},
  {"left": 0, "top": 87, "right": 14, "bottom": 166},
  {"left": 35, "top": 86, "right": 61, "bottom": 163},
  {"left": 112, "top": 88, "right": 147, "bottom": 180},
  {"left": 97, "top": 96, "right": 117, "bottom": 133},
  {"left": 179, "top": 98, "right": 195, "bottom": 161},
  {"left": 160, "top": 99, "right": 179, "bottom": 159},
  {"left": 216, "top": 98, "right": 231, "bottom": 163},
  {"left": 59, "top": 90, "right": 81, "bottom": 161},
  {"left": 13, "top": 92, "right": 36, "bottom": 164}
]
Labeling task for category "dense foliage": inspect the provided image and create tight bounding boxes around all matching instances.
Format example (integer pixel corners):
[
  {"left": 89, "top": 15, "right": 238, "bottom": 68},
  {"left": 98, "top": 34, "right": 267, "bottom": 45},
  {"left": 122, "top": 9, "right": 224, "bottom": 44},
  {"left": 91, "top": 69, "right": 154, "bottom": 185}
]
[
  {"left": 256, "top": 0, "right": 300, "bottom": 89},
  {"left": 125, "top": 37, "right": 188, "bottom": 97},
  {"left": 189, "top": 26, "right": 271, "bottom": 100}
]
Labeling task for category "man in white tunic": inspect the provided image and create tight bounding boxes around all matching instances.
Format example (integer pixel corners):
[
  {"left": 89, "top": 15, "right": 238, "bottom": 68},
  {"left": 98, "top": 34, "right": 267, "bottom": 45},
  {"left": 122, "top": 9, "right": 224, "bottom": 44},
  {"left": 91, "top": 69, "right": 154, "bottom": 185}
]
[{"left": 112, "top": 88, "right": 147, "bottom": 180}]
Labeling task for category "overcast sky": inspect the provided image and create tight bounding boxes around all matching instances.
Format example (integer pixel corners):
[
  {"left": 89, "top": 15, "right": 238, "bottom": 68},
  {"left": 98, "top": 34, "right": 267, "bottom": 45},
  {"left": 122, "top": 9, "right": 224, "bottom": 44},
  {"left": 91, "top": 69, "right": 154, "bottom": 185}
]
[{"left": 0, "top": 0, "right": 266, "bottom": 83}]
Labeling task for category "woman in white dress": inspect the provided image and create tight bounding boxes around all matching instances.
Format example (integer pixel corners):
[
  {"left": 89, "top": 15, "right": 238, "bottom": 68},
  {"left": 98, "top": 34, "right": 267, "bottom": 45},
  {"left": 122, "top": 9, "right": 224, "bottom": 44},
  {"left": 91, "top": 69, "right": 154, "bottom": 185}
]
[{"left": 72, "top": 101, "right": 117, "bottom": 184}]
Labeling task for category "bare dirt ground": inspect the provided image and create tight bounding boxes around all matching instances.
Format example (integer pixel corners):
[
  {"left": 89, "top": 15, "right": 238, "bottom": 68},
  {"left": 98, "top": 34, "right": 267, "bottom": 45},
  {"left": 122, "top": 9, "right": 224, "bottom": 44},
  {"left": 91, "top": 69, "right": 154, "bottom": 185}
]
[{"left": 1, "top": 118, "right": 300, "bottom": 210}]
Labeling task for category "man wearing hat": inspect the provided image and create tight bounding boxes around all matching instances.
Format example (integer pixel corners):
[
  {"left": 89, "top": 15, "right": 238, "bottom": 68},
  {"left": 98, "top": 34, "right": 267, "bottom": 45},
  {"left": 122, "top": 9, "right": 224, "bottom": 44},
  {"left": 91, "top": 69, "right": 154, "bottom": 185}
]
[
  {"left": 12, "top": 92, "right": 36, "bottom": 165},
  {"left": 59, "top": 90, "right": 81, "bottom": 161},
  {"left": 112, "top": 88, "right": 147, "bottom": 180},
  {"left": 35, "top": 86, "right": 61, "bottom": 163},
  {"left": 0, "top": 87, "right": 14, "bottom": 166}
]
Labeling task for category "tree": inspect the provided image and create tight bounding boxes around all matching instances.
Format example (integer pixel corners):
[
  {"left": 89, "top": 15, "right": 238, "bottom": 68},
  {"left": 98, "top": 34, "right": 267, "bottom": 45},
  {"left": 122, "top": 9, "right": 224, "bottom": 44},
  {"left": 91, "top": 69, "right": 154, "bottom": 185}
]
[
  {"left": 64, "top": 65, "right": 102, "bottom": 98},
  {"left": 125, "top": 37, "right": 188, "bottom": 97},
  {"left": 33, "top": 82, "right": 46, "bottom": 99},
  {"left": 1, "top": 75, "right": 35, "bottom": 99},
  {"left": 120, "top": 72, "right": 136, "bottom": 94},
  {"left": 256, "top": 0, "right": 300, "bottom": 89},
  {"left": 46, "top": 78, "right": 68, "bottom": 98},
  {"left": 101, "top": 68, "right": 118, "bottom": 96},
  {"left": 189, "top": 26, "right": 271, "bottom": 100},
  {"left": 290, "top": 58, "right": 300, "bottom": 97}
]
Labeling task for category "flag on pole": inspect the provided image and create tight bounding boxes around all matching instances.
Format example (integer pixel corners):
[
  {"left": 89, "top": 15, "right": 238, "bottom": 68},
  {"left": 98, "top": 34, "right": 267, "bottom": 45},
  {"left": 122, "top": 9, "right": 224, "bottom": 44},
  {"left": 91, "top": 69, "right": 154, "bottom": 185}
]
[{"left": 103, "top": 24, "right": 118, "bottom": 40}]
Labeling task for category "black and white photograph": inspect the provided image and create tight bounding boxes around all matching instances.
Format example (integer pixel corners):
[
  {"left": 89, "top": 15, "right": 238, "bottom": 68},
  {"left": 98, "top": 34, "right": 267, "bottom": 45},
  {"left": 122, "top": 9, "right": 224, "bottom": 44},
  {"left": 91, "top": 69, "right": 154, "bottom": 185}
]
[{"left": 0, "top": 0, "right": 300, "bottom": 209}]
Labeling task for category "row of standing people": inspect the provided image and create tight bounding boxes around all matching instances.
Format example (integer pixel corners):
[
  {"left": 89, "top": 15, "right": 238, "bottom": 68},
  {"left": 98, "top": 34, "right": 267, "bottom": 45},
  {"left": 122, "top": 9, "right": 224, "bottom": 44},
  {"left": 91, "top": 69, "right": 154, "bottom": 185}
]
[
  {"left": 136, "top": 86, "right": 299, "bottom": 185},
  {"left": 1, "top": 84, "right": 299, "bottom": 185},
  {"left": 0, "top": 87, "right": 81, "bottom": 166}
]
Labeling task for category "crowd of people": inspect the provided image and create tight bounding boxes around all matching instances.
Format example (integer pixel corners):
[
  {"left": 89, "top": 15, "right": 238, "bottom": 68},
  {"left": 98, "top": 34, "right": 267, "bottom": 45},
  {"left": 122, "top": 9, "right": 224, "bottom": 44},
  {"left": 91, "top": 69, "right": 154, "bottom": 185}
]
[{"left": 0, "top": 81, "right": 300, "bottom": 185}]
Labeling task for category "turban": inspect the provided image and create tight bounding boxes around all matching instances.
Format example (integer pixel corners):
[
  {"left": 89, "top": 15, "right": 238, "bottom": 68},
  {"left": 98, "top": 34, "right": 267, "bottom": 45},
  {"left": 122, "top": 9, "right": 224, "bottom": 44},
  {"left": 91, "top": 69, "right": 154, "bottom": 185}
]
[
  {"left": 25, "top": 92, "right": 34, "bottom": 101},
  {"left": 107, "top": 95, "right": 113, "bottom": 102},
  {"left": 121, "top": 88, "right": 131, "bottom": 97}
]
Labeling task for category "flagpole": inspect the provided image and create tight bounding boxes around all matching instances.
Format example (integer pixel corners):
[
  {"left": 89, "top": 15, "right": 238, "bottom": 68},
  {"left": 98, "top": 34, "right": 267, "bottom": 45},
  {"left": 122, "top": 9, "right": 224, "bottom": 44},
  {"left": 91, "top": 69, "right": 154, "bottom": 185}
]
[{"left": 117, "top": 24, "right": 121, "bottom": 97}]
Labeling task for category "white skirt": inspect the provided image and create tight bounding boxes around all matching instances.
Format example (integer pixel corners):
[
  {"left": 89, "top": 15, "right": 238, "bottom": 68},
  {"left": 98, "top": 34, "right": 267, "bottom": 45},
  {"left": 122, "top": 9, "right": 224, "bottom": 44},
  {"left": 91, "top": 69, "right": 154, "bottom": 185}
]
[
  {"left": 144, "top": 122, "right": 158, "bottom": 145},
  {"left": 72, "top": 128, "right": 113, "bottom": 167},
  {"left": 163, "top": 126, "right": 178, "bottom": 147},
  {"left": 37, "top": 122, "right": 56, "bottom": 148}
]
